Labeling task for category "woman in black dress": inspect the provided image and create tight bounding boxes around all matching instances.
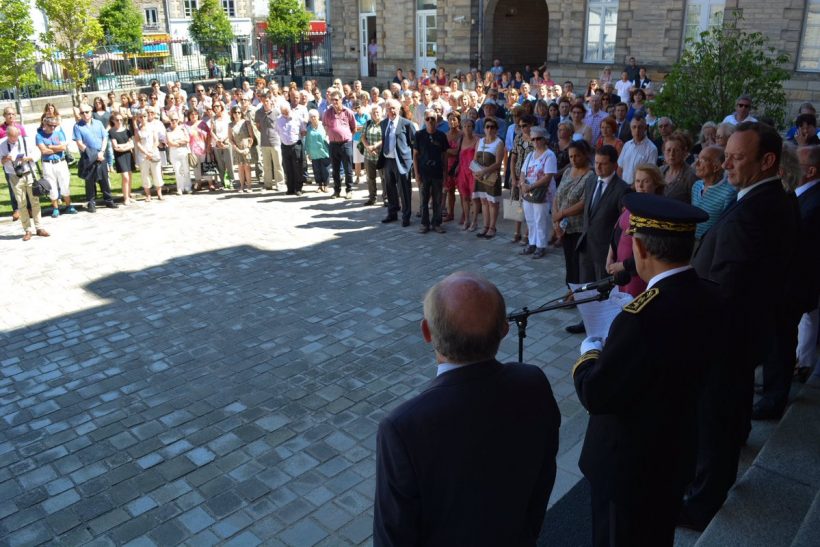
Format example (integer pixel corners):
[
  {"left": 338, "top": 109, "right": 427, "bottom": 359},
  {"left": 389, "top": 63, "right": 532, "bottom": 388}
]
[{"left": 108, "top": 114, "right": 135, "bottom": 204}]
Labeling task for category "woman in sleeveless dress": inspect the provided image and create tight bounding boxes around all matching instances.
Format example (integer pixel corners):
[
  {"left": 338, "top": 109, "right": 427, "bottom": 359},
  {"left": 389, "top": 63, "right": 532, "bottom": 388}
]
[
  {"left": 456, "top": 118, "right": 478, "bottom": 229},
  {"left": 442, "top": 112, "right": 462, "bottom": 222},
  {"left": 472, "top": 119, "right": 504, "bottom": 239}
]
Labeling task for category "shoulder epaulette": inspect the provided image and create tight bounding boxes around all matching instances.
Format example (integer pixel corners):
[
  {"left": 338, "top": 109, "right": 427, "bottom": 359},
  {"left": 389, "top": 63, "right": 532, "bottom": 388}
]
[
  {"left": 572, "top": 350, "right": 601, "bottom": 377},
  {"left": 623, "top": 287, "right": 660, "bottom": 314}
]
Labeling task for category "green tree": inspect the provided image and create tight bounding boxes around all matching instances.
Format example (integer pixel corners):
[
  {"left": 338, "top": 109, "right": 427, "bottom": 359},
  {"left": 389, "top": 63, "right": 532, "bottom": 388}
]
[
  {"left": 654, "top": 11, "right": 790, "bottom": 133},
  {"left": 0, "top": 0, "right": 39, "bottom": 113},
  {"left": 99, "top": 0, "right": 143, "bottom": 55},
  {"left": 37, "top": 0, "right": 104, "bottom": 105},
  {"left": 266, "top": 0, "right": 311, "bottom": 76},
  {"left": 189, "top": 0, "right": 234, "bottom": 66}
]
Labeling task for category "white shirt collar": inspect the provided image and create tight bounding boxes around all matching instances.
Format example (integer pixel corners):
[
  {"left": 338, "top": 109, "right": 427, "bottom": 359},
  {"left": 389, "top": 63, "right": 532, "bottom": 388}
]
[
  {"left": 795, "top": 179, "right": 819, "bottom": 198},
  {"left": 737, "top": 176, "right": 779, "bottom": 200},
  {"left": 647, "top": 265, "right": 693, "bottom": 289},
  {"left": 436, "top": 361, "right": 480, "bottom": 377},
  {"left": 598, "top": 172, "right": 616, "bottom": 185}
]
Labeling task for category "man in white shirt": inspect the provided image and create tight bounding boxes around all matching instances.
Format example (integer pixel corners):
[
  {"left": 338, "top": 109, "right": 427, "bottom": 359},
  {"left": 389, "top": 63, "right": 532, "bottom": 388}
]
[
  {"left": 1, "top": 126, "right": 48, "bottom": 240},
  {"left": 722, "top": 94, "right": 757, "bottom": 126},
  {"left": 614, "top": 71, "right": 634, "bottom": 105},
  {"left": 618, "top": 116, "right": 658, "bottom": 183}
]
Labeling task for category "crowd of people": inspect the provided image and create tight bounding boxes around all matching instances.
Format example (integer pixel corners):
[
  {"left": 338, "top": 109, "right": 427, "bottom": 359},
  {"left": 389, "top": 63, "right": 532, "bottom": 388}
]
[{"left": 2, "top": 56, "right": 820, "bottom": 544}]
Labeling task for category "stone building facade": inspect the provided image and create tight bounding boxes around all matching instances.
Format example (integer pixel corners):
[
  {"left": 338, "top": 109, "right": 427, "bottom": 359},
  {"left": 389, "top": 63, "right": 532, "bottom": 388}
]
[{"left": 328, "top": 0, "right": 820, "bottom": 114}]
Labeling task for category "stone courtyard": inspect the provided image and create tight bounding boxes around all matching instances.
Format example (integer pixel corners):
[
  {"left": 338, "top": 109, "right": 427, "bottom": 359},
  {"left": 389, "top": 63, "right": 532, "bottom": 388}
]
[{"left": 0, "top": 186, "right": 592, "bottom": 546}]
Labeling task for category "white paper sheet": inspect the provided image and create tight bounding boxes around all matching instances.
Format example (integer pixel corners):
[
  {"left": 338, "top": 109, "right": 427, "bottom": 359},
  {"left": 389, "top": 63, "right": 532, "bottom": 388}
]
[{"left": 567, "top": 285, "right": 635, "bottom": 341}]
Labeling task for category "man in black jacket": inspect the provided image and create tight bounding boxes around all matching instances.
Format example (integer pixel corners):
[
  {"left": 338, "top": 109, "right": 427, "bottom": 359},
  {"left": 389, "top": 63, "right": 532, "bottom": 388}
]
[
  {"left": 373, "top": 272, "right": 561, "bottom": 546},
  {"left": 683, "top": 122, "right": 801, "bottom": 529},
  {"left": 573, "top": 193, "right": 718, "bottom": 547}
]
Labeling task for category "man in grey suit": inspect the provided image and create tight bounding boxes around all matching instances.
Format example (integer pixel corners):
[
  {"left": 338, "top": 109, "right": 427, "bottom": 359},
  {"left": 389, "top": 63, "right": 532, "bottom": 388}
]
[
  {"left": 377, "top": 99, "right": 416, "bottom": 226},
  {"left": 567, "top": 145, "right": 631, "bottom": 334}
]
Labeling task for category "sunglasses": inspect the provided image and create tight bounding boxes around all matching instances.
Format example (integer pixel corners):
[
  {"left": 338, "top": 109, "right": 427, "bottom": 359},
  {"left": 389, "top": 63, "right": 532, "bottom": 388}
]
[
  {"left": 425, "top": 117, "right": 436, "bottom": 122},
  {"left": 532, "top": 137, "right": 545, "bottom": 141},
  {"left": 81, "top": 110, "right": 91, "bottom": 114},
  {"left": 485, "top": 125, "right": 497, "bottom": 130},
  {"left": 737, "top": 103, "right": 751, "bottom": 108}
]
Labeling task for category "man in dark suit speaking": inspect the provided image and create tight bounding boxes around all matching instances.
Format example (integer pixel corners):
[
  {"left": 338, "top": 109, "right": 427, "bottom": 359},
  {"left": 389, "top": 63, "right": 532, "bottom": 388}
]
[
  {"left": 377, "top": 99, "right": 416, "bottom": 226},
  {"left": 373, "top": 272, "right": 561, "bottom": 546}
]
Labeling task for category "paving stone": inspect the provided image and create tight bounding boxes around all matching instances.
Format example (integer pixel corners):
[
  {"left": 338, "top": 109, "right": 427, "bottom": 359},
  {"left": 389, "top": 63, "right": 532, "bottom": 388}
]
[
  {"left": 203, "top": 491, "right": 244, "bottom": 519},
  {"left": 177, "top": 506, "right": 216, "bottom": 534},
  {"left": 279, "top": 519, "right": 328, "bottom": 547},
  {"left": 211, "top": 510, "right": 254, "bottom": 539}
]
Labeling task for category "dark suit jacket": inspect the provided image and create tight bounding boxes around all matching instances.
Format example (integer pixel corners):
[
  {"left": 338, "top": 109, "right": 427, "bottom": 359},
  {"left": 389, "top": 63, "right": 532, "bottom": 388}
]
[
  {"left": 78, "top": 146, "right": 106, "bottom": 183},
  {"left": 576, "top": 174, "right": 632, "bottom": 282},
  {"left": 376, "top": 117, "right": 415, "bottom": 175},
  {"left": 795, "top": 181, "right": 820, "bottom": 311},
  {"left": 373, "top": 360, "right": 561, "bottom": 546},
  {"left": 574, "top": 269, "right": 722, "bottom": 504},
  {"left": 693, "top": 179, "right": 800, "bottom": 365},
  {"left": 615, "top": 118, "right": 632, "bottom": 143}
]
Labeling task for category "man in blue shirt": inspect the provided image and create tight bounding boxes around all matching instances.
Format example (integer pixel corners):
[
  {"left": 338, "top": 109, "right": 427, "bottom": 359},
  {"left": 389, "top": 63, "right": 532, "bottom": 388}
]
[
  {"left": 73, "top": 105, "right": 116, "bottom": 212},
  {"left": 37, "top": 117, "right": 76, "bottom": 217}
]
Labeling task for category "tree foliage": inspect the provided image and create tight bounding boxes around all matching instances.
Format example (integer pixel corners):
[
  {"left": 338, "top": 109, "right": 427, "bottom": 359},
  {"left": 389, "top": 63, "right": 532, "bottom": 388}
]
[
  {"left": 266, "top": 0, "right": 311, "bottom": 44},
  {"left": 37, "top": 0, "right": 104, "bottom": 104},
  {"left": 99, "top": 0, "right": 143, "bottom": 54},
  {"left": 654, "top": 11, "right": 790, "bottom": 133},
  {"left": 0, "top": 0, "right": 39, "bottom": 109},
  {"left": 189, "top": 0, "right": 234, "bottom": 61}
]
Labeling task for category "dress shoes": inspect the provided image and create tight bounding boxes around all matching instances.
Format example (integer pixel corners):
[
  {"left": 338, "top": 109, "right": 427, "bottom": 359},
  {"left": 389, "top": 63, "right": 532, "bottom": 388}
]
[
  {"left": 105, "top": 201, "right": 118, "bottom": 209},
  {"left": 401, "top": 219, "right": 410, "bottom": 227},
  {"left": 87, "top": 203, "right": 97, "bottom": 213},
  {"left": 381, "top": 216, "right": 397, "bottom": 223},
  {"left": 521, "top": 245, "right": 536, "bottom": 255},
  {"left": 565, "top": 322, "right": 586, "bottom": 334},
  {"left": 532, "top": 248, "right": 547, "bottom": 259},
  {"left": 751, "top": 400, "right": 785, "bottom": 421},
  {"left": 433, "top": 225, "right": 446, "bottom": 234},
  {"left": 22, "top": 232, "right": 32, "bottom": 241},
  {"left": 36, "top": 229, "right": 50, "bottom": 237},
  {"left": 418, "top": 225, "right": 430, "bottom": 234}
]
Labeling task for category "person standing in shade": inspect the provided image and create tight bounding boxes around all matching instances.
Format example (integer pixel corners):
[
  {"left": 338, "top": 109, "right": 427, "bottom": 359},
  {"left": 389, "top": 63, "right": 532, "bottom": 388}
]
[
  {"left": 573, "top": 193, "right": 718, "bottom": 547},
  {"left": 374, "top": 271, "right": 560, "bottom": 545},
  {"left": 377, "top": 99, "right": 416, "bottom": 226},
  {"left": 414, "top": 109, "right": 449, "bottom": 234},
  {"left": 322, "top": 89, "right": 357, "bottom": 199},
  {"left": 74, "top": 104, "right": 117, "bottom": 212}
]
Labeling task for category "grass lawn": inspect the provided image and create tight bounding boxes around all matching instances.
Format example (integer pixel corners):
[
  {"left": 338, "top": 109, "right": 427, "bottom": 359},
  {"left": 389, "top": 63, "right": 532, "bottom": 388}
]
[{"left": 1, "top": 168, "right": 178, "bottom": 217}]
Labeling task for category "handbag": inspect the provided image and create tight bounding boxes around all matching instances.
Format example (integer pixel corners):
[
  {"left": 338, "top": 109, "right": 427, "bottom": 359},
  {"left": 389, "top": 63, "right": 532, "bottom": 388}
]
[
  {"left": 187, "top": 153, "right": 199, "bottom": 169},
  {"left": 14, "top": 138, "right": 52, "bottom": 196},
  {"left": 503, "top": 191, "right": 524, "bottom": 222},
  {"left": 201, "top": 153, "right": 218, "bottom": 176}
]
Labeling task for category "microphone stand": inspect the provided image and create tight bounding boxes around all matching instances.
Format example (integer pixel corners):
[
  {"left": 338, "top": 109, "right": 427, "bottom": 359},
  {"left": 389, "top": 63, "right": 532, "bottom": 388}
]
[{"left": 507, "top": 287, "right": 611, "bottom": 363}]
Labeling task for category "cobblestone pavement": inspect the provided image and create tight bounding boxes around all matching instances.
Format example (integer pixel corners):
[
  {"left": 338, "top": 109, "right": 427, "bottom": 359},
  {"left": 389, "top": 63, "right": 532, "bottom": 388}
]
[{"left": 0, "top": 184, "right": 591, "bottom": 546}]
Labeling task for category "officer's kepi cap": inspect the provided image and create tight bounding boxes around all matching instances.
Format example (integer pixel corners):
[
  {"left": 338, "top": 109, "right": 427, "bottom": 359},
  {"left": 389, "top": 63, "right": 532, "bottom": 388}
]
[{"left": 624, "top": 192, "right": 709, "bottom": 237}]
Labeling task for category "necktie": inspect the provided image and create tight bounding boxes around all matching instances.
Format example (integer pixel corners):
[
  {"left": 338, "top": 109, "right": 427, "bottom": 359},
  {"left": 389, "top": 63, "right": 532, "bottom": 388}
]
[
  {"left": 384, "top": 121, "right": 393, "bottom": 154},
  {"left": 590, "top": 179, "right": 604, "bottom": 213}
]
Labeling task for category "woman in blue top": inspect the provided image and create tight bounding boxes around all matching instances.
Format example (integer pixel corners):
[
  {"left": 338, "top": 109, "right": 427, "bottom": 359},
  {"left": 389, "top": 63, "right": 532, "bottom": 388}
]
[{"left": 304, "top": 109, "right": 331, "bottom": 193}]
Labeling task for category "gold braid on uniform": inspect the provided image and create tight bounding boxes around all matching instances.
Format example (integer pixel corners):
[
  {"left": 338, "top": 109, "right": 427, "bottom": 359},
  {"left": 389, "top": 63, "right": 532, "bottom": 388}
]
[
  {"left": 572, "top": 350, "right": 601, "bottom": 378},
  {"left": 628, "top": 215, "right": 697, "bottom": 235}
]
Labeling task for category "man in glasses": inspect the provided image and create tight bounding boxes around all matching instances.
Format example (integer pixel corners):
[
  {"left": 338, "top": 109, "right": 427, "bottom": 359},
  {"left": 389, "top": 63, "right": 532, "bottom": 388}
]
[
  {"left": 1, "top": 107, "right": 27, "bottom": 220},
  {"left": 73, "top": 106, "right": 117, "bottom": 212},
  {"left": 414, "top": 109, "right": 449, "bottom": 233},
  {"left": 37, "top": 116, "right": 76, "bottom": 217},
  {"left": 722, "top": 94, "right": 757, "bottom": 126}
]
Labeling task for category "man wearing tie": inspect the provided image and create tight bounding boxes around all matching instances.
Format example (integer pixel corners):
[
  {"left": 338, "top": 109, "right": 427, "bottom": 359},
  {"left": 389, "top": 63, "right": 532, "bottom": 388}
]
[
  {"left": 567, "top": 145, "right": 631, "bottom": 334},
  {"left": 377, "top": 99, "right": 416, "bottom": 226}
]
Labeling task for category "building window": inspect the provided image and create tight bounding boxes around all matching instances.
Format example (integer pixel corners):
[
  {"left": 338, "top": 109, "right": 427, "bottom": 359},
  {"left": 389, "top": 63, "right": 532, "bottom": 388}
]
[
  {"left": 304, "top": 0, "right": 314, "bottom": 13},
  {"left": 359, "top": 0, "right": 375, "bottom": 13},
  {"left": 222, "top": 0, "right": 235, "bottom": 17},
  {"left": 585, "top": 0, "right": 618, "bottom": 63},
  {"left": 798, "top": 0, "right": 820, "bottom": 72},
  {"left": 183, "top": 0, "right": 198, "bottom": 18},
  {"left": 182, "top": 43, "right": 193, "bottom": 56},
  {"left": 144, "top": 7, "right": 158, "bottom": 26},
  {"left": 683, "top": 1, "right": 724, "bottom": 48}
]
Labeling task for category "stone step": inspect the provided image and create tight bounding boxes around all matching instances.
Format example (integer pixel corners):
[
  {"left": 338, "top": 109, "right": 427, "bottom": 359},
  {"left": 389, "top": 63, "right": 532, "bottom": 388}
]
[
  {"left": 792, "top": 489, "right": 820, "bottom": 547},
  {"left": 695, "top": 378, "right": 820, "bottom": 547}
]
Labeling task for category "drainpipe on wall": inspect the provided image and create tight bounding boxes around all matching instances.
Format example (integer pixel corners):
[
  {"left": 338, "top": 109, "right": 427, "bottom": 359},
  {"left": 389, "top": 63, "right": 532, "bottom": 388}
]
[{"left": 477, "top": 0, "right": 483, "bottom": 71}]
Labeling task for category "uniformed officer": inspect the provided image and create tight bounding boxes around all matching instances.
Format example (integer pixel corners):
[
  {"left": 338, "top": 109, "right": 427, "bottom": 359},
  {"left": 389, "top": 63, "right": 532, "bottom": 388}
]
[{"left": 572, "top": 193, "right": 722, "bottom": 547}]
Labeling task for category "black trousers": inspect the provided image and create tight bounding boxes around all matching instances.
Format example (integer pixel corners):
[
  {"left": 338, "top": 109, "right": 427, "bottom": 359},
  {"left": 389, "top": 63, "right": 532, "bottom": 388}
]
[
  {"left": 760, "top": 306, "right": 803, "bottom": 412},
  {"left": 591, "top": 485, "right": 680, "bottom": 547},
  {"left": 282, "top": 141, "right": 304, "bottom": 194},
  {"left": 420, "top": 175, "right": 443, "bottom": 227},
  {"left": 84, "top": 168, "right": 113, "bottom": 205},
  {"left": 562, "top": 232, "right": 582, "bottom": 285},
  {"left": 329, "top": 141, "right": 353, "bottom": 195},
  {"left": 383, "top": 157, "right": 411, "bottom": 222}
]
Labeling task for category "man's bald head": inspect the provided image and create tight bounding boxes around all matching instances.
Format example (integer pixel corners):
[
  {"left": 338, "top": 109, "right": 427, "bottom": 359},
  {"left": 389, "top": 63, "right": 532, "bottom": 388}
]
[
  {"left": 422, "top": 272, "right": 508, "bottom": 364},
  {"left": 6, "top": 126, "right": 19, "bottom": 139}
]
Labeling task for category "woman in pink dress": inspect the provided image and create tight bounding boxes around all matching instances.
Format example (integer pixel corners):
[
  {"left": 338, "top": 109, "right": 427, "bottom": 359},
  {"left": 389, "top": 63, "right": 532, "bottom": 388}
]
[
  {"left": 455, "top": 118, "right": 478, "bottom": 229},
  {"left": 442, "top": 112, "right": 462, "bottom": 222},
  {"left": 606, "top": 163, "right": 666, "bottom": 297}
]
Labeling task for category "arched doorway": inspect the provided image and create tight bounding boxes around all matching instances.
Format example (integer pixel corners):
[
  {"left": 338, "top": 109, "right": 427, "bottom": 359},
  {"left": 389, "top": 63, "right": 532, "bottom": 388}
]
[{"left": 488, "top": 0, "right": 548, "bottom": 69}]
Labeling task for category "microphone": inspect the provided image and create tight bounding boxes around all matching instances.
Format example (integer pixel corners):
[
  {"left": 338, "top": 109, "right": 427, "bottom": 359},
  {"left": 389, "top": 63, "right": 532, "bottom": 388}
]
[{"left": 573, "top": 270, "right": 632, "bottom": 293}]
